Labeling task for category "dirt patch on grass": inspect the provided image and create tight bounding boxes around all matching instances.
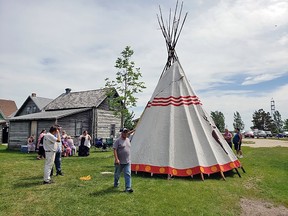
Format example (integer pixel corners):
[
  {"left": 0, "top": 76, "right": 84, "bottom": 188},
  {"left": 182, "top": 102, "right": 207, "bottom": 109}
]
[
  {"left": 240, "top": 198, "right": 288, "bottom": 216},
  {"left": 242, "top": 138, "right": 288, "bottom": 148}
]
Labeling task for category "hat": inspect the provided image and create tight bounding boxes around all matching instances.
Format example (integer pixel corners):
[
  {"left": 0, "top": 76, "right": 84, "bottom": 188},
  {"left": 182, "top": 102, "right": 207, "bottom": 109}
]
[{"left": 122, "top": 128, "right": 129, "bottom": 133}]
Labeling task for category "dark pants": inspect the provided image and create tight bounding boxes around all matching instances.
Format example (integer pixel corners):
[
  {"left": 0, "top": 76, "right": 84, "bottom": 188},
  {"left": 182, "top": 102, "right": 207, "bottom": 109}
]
[
  {"left": 38, "top": 146, "right": 45, "bottom": 158},
  {"left": 51, "top": 151, "right": 62, "bottom": 175},
  {"left": 78, "top": 145, "right": 90, "bottom": 157},
  {"left": 227, "top": 141, "right": 232, "bottom": 149}
]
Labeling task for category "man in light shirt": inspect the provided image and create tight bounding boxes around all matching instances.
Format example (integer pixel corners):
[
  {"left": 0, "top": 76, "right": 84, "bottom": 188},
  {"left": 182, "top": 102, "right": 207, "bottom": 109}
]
[{"left": 43, "top": 125, "right": 61, "bottom": 184}]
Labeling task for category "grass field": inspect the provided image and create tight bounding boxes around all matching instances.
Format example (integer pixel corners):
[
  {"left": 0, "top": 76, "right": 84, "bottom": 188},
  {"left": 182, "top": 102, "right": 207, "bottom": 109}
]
[{"left": 0, "top": 144, "right": 287, "bottom": 216}]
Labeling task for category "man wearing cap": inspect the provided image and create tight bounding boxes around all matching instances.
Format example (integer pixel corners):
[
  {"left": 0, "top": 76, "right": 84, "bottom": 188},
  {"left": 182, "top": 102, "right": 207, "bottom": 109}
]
[{"left": 113, "top": 128, "right": 135, "bottom": 193}]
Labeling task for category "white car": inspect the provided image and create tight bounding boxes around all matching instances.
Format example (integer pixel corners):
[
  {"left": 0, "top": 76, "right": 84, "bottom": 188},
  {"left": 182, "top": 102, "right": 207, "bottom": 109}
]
[{"left": 255, "top": 130, "right": 267, "bottom": 138}]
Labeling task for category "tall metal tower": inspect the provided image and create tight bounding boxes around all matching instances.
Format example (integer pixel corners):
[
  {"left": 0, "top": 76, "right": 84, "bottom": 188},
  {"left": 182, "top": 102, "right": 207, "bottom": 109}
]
[{"left": 271, "top": 98, "right": 275, "bottom": 115}]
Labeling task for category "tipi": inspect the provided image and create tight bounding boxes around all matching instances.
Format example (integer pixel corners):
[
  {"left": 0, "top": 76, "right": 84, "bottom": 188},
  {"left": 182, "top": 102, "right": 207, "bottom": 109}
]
[{"left": 131, "top": 2, "right": 243, "bottom": 179}]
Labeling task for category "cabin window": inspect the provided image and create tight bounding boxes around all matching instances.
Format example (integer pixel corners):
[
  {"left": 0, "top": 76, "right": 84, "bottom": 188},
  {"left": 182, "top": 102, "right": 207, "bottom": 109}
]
[
  {"left": 75, "top": 121, "right": 82, "bottom": 136},
  {"left": 26, "top": 106, "right": 31, "bottom": 114},
  {"left": 110, "top": 124, "right": 116, "bottom": 137},
  {"left": 32, "top": 106, "right": 37, "bottom": 113}
]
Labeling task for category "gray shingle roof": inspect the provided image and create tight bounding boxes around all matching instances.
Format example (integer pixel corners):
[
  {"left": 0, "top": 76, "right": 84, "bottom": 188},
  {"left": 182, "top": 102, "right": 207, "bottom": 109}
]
[
  {"left": 44, "top": 89, "right": 108, "bottom": 110},
  {"left": 9, "top": 108, "right": 90, "bottom": 121},
  {"left": 31, "top": 97, "right": 53, "bottom": 110}
]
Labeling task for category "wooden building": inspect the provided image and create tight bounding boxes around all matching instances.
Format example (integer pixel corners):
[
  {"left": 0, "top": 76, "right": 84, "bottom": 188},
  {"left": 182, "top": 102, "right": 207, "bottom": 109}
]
[
  {"left": 8, "top": 88, "right": 121, "bottom": 150},
  {"left": 0, "top": 99, "right": 17, "bottom": 143},
  {"left": 14, "top": 93, "right": 53, "bottom": 117}
]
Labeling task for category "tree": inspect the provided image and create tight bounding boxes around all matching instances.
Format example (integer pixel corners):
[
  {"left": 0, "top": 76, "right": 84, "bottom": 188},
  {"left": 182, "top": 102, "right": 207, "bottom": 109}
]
[
  {"left": 273, "top": 110, "right": 283, "bottom": 133},
  {"left": 124, "top": 111, "right": 135, "bottom": 130},
  {"left": 233, "top": 111, "right": 244, "bottom": 131},
  {"left": 252, "top": 109, "right": 274, "bottom": 131},
  {"left": 210, "top": 111, "right": 225, "bottom": 132},
  {"left": 283, "top": 119, "right": 288, "bottom": 131},
  {"left": 105, "top": 46, "right": 146, "bottom": 128}
]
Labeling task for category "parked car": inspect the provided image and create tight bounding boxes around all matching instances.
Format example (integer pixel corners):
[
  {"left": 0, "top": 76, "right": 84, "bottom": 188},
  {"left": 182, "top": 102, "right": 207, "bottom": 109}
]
[
  {"left": 276, "top": 132, "right": 288, "bottom": 138},
  {"left": 255, "top": 130, "right": 267, "bottom": 138},
  {"left": 277, "top": 133, "right": 284, "bottom": 138},
  {"left": 244, "top": 131, "right": 254, "bottom": 138},
  {"left": 265, "top": 131, "right": 272, "bottom": 137}
]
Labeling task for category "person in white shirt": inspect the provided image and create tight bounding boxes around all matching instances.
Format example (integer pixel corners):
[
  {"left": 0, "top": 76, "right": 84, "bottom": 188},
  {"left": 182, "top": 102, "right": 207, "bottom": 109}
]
[
  {"left": 43, "top": 126, "right": 61, "bottom": 184},
  {"left": 78, "top": 130, "right": 91, "bottom": 156}
]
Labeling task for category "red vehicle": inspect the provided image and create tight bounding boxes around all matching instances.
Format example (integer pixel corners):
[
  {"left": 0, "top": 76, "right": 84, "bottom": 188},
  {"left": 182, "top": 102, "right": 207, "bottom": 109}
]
[{"left": 244, "top": 131, "right": 254, "bottom": 138}]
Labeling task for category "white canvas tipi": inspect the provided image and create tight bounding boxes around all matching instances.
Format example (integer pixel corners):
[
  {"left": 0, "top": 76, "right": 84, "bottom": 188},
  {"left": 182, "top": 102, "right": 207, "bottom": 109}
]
[{"left": 131, "top": 2, "right": 243, "bottom": 179}]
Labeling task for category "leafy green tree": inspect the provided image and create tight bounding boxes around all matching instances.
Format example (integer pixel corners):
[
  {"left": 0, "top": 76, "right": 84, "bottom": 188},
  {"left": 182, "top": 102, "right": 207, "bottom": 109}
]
[
  {"left": 252, "top": 109, "right": 275, "bottom": 131},
  {"left": 105, "top": 46, "right": 146, "bottom": 128},
  {"left": 283, "top": 119, "right": 288, "bottom": 131},
  {"left": 273, "top": 110, "right": 283, "bottom": 133},
  {"left": 233, "top": 111, "right": 244, "bottom": 130},
  {"left": 124, "top": 111, "right": 135, "bottom": 130},
  {"left": 210, "top": 111, "right": 225, "bottom": 132}
]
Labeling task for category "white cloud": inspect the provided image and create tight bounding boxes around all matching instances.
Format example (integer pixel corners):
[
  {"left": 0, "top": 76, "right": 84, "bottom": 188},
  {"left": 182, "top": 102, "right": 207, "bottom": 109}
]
[{"left": 242, "top": 73, "right": 283, "bottom": 85}]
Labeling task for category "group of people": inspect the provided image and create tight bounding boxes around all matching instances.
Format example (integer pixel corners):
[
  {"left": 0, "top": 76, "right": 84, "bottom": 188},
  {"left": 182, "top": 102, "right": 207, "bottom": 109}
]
[
  {"left": 35, "top": 130, "right": 77, "bottom": 160},
  {"left": 41, "top": 124, "right": 135, "bottom": 193},
  {"left": 60, "top": 131, "right": 77, "bottom": 157},
  {"left": 223, "top": 128, "right": 243, "bottom": 158}
]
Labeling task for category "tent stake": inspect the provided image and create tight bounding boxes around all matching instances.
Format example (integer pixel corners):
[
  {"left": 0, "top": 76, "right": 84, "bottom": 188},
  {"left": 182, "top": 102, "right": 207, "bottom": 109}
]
[
  {"left": 200, "top": 173, "right": 205, "bottom": 181},
  {"left": 220, "top": 171, "right": 226, "bottom": 180}
]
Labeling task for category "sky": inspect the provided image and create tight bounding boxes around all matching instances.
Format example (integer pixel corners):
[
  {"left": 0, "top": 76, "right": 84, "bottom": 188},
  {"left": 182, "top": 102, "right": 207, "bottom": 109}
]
[{"left": 0, "top": 0, "right": 287, "bottom": 130}]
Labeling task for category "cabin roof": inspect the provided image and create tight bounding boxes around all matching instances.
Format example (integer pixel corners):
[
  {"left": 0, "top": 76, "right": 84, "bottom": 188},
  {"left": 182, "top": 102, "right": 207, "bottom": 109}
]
[
  {"left": 9, "top": 108, "right": 90, "bottom": 121},
  {"left": 0, "top": 99, "right": 17, "bottom": 118},
  {"left": 44, "top": 89, "right": 109, "bottom": 111}
]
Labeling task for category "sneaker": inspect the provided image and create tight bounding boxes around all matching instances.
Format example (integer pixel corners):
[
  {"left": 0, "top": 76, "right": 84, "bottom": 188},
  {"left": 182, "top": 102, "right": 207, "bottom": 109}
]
[
  {"left": 125, "top": 188, "right": 133, "bottom": 193},
  {"left": 239, "top": 155, "right": 243, "bottom": 158},
  {"left": 43, "top": 180, "right": 53, "bottom": 184},
  {"left": 56, "top": 172, "right": 64, "bottom": 176}
]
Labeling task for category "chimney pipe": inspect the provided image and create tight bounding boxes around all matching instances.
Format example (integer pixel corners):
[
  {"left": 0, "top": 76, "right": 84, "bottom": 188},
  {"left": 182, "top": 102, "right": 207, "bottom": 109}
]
[
  {"left": 65, "top": 88, "right": 71, "bottom": 94},
  {"left": 31, "top": 93, "right": 36, "bottom": 97}
]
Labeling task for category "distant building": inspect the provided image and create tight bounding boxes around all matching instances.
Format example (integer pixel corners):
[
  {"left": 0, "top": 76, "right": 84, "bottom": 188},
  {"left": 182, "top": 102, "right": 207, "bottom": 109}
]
[
  {"left": 0, "top": 99, "right": 17, "bottom": 143},
  {"left": 8, "top": 88, "right": 121, "bottom": 150},
  {"left": 14, "top": 93, "right": 53, "bottom": 117}
]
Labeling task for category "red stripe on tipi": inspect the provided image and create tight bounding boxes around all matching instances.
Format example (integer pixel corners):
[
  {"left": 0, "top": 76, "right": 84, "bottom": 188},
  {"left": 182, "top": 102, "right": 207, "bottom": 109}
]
[
  {"left": 147, "top": 95, "right": 202, "bottom": 108},
  {"left": 132, "top": 160, "right": 241, "bottom": 177}
]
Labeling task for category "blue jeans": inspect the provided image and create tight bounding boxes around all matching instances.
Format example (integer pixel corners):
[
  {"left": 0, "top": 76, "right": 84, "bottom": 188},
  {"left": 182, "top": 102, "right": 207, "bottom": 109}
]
[
  {"left": 114, "top": 163, "right": 131, "bottom": 190},
  {"left": 51, "top": 151, "right": 62, "bottom": 175}
]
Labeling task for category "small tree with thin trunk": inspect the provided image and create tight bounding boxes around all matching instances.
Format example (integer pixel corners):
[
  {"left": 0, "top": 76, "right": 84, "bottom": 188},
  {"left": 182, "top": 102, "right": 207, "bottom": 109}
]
[
  {"left": 233, "top": 111, "right": 244, "bottom": 130},
  {"left": 105, "top": 46, "right": 146, "bottom": 128},
  {"left": 210, "top": 111, "right": 225, "bottom": 132}
]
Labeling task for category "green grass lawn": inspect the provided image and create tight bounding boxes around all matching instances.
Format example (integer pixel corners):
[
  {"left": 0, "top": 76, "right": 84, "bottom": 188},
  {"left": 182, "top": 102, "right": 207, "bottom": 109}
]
[{"left": 0, "top": 144, "right": 287, "bottom": 216}]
